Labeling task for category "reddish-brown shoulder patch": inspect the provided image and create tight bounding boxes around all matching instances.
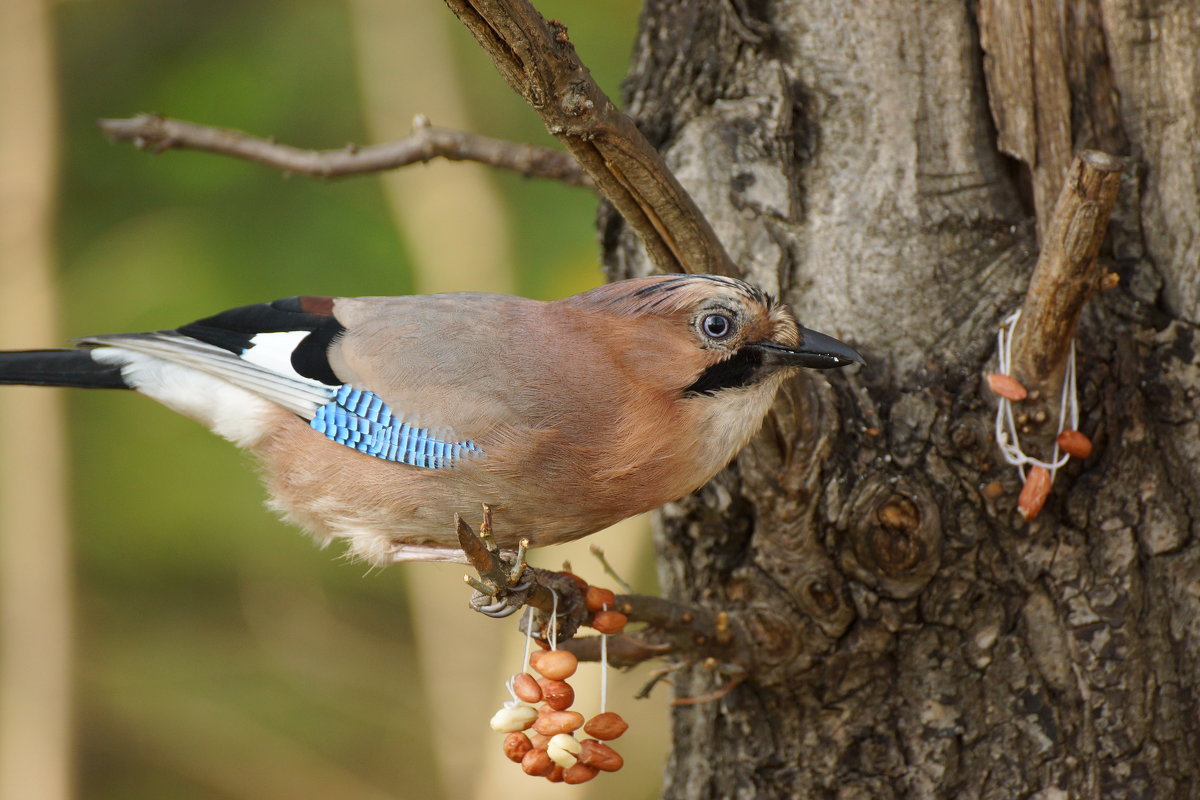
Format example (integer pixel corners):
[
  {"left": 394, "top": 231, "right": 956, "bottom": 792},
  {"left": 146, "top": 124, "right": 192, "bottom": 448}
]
[{"left": 298, "top": 296, "right": 335, "bottom": 315}]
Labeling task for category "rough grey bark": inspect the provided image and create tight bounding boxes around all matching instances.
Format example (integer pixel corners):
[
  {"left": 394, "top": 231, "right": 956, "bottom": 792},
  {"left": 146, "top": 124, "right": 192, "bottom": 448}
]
[{"left": 603, "top": 1, "right": 1200, "bottom": 798}]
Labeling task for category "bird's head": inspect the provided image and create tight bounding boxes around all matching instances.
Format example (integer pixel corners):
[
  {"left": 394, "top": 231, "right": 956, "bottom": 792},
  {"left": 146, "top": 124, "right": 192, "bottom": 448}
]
[
  {"left": 561, "top": 273, "right": 863, "bottom": 501},
  {"left": 571, "top": 273, "right": 863, "bottom": 400}
]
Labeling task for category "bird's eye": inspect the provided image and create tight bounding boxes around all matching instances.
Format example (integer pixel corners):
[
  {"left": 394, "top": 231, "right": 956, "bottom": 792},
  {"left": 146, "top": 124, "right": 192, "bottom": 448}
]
[{"left": 701, "top": 313, "right": 734, "bottom": 340}]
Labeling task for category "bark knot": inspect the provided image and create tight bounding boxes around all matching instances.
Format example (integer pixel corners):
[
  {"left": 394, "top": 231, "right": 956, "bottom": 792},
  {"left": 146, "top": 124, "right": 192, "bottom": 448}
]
[
  {"left": 807, "top": 579, "right": 839, "bottom": 616},
  {"left": 870, "top": 496, "right": 924, "bottom": 575},
  {"left": 839, "top": 476, "right": 942, "bottom": 600}
]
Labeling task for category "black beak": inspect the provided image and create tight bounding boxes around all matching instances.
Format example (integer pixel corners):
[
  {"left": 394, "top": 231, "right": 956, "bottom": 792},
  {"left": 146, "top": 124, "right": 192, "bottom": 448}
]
[{"left": 749, "top": 327, "right": 864, "bottom": 370}]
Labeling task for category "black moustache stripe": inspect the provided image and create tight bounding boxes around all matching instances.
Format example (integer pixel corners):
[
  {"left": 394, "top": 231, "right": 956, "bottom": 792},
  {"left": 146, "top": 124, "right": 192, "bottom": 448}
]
[{"left": 682, "top": 348, "right": 765, "bottom": 396}]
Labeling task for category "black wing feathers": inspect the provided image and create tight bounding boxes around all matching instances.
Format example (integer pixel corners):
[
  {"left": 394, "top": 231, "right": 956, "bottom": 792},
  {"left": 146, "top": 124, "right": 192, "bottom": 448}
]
[{"left": 176, "top": 297, "right": 344, "bottom": 386}]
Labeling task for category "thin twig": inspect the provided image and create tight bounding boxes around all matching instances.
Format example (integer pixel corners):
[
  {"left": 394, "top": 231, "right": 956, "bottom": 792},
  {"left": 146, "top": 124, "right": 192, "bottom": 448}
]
[
  {"left": 671, "top": 675, "right": 745, "bottom": 707},
  {"left": 635, "top": 662, "right": 688, "bottom": 699},
  {"left": 441, "top": 0, "right": 737, "bottom": 276},
  {"left": 588, "top": 544, "right": 633, "bottom": 594},
  {"left": 98, "top": 113, "right": 591, "bottom": 186}
]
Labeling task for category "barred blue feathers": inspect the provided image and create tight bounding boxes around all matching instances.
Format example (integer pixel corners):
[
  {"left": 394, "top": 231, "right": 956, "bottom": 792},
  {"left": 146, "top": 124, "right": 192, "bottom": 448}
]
[{"left": 310, "top": 385, "right": 480, "bottom": 468}]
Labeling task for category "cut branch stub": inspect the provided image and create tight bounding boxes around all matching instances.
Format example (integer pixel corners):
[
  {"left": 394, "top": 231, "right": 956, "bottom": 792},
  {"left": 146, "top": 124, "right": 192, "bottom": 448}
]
[
  {"left": 1009, "top": 149, "right": 1123, "bottom": 400},
  {"left": 441, "top": 0, "right": 736, "bottom": 277}
]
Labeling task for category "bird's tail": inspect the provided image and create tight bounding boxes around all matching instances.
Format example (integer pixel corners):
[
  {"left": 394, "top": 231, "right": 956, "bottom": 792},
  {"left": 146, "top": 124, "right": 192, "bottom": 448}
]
[{"left": 0, "top": 349, "right": 130, "bottom": 389}]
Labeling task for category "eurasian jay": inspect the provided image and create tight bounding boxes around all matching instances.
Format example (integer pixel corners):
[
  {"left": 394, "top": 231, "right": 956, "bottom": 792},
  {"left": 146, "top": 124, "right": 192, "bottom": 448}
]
[{"left": 0, "top": 274, "right": 861, "bottom": 564}]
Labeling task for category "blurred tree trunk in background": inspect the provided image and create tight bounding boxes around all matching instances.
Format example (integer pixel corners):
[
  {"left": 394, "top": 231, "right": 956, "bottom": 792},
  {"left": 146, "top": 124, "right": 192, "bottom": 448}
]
[
  {"left": 0, "top": 1, "right": 73, "bottom": 798},
  {"left": 351, "top": 5, "right": 660, "bottom": 799},
  {"left": 604, "top": 1, "right": 1199, "bottom": 797},
  {"left": 351, "top": 2, "right": 516, "bottom": 797}
]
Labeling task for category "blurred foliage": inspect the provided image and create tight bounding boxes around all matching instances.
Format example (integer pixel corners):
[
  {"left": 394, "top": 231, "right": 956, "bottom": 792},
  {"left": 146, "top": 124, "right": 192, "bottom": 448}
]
[{"left": 48, "top": 0, "right": 646, "bottom": 796}]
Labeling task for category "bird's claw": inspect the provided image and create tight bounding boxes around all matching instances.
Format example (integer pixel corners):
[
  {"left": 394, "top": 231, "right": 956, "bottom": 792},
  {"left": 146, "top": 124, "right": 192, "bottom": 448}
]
[
  {"left": 471, "top": 575, "right": 535, "bottom": 618},
  {"left": 458, "top": 505, "right": 534, "bottom": 618}
]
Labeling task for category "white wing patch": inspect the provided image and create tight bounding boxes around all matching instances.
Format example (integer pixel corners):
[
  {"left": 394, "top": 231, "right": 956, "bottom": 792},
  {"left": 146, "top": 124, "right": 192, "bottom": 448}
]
[{"left": 241, "top": 331, "right": 333, "bottom": 390}]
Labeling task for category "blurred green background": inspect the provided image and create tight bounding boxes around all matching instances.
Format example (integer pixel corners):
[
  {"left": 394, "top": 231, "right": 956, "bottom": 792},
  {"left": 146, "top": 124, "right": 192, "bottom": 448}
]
[{"left": 1, "top": 1, "right": 670, "bottom": 798}]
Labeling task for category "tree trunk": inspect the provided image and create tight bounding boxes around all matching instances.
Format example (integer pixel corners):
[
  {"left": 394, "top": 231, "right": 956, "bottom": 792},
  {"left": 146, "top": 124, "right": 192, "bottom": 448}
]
[
  {"left": 604, "top": 1, "right": 1200, "bottom": 797},
  {"left": 0, "top": 1, "right": 73, "bottom": 797}
]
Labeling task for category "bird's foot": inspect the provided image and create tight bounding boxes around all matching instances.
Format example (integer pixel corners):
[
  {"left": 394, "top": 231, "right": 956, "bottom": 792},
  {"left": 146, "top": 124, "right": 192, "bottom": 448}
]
[
  {"left": 457, "top": 506, "right": 585, "bottom": 639},
  {"left": 457, "top": 505, "right": 534, "bottom": 618}
]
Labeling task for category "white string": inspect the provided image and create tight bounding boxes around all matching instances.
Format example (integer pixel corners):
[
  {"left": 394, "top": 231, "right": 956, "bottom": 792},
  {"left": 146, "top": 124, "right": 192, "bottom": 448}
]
[
  {"left": 599, "top": 604, "right": 609, "bottom": 714},
  {"left": 548, "top": 589, "right": 559, "bottom": 651},
  {"left": 520, "top": 606, "right": 534, "bottom": 674},
  {"left": 504, "top": 607, "right": 538, "bottom": 705},
  {"left": 993, "top": 309, "right": 1078, "bottom": 480}
]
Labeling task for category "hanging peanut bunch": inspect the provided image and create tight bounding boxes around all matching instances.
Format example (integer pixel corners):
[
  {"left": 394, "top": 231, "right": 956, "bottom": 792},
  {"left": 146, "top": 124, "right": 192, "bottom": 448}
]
[{"left": 488, "top": 576, "right": 629, "bottom": 784}]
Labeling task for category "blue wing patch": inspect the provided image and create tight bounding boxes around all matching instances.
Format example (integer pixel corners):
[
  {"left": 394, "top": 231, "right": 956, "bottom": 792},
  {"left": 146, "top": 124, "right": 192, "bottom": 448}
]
[{"left": 310, "top": 386, "right": 481, "bottom": 468}]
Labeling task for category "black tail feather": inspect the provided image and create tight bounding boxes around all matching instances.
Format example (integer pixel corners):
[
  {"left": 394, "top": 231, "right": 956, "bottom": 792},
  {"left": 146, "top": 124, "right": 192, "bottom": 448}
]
[{"left": 0, "top": 349, "right": 129, "bottom": 389}]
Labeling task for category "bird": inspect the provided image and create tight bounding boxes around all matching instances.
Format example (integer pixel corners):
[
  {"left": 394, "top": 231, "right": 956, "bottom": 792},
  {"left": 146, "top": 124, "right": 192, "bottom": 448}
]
[{"left": 0, "top": 273, "right": 861, "bottom": 565}]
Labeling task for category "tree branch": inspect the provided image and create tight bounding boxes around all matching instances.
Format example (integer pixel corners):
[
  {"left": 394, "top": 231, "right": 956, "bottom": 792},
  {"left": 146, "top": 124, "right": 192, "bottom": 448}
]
[
  {"left": 457, "top": 510, "right": 749, "bottom": 671},
  {"left": 1009, "top": 149, "right": 1123, "bottom": 397},
  {"left": 99, "top": 0, "right": 740, "bottom": 277},
  {"left": 979, "top": 0, "right": 1073, "bottom": 242},
  {"left": 556, "top": 597, "right": 744, "bottom": 671},
  {"left": 98, "top": 113, "right": 591, "bottom": 186},
  {"left": 441, "top": 0, "right": 737, "bottom": 277}
]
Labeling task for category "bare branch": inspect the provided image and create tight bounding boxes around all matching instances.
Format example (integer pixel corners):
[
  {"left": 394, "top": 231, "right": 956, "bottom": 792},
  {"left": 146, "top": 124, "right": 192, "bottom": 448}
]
[
  {"left": 553, "top": 592, "right": 748, "bottom": 674},
  {"left": 98, "top": 113, "right": 590, "bottom": 186},
  {"left": 556, "top": 632, "right": 674, "bottom": 669},
  {"left": 1010, "top": 150, "right": 1123, "bottom": 397},
  {"left": 457, "top": 508, "right": 751, "bottom": 670},
  {"left": 441, "top": 0, "right": 737, "bottom": 277}
]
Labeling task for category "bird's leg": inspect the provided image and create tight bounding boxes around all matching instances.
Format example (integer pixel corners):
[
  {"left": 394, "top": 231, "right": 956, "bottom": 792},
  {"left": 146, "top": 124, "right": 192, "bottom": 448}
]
[
  {"left": 457, "top": 506, "right": 587, "bottom": 636},
  {"left": 476, "top": 503, "right": 498, "bottom": 552},
  {"left": 508, "top": 537, "right": 529, "bottom": 586},
  {"left": 458, "top": 505, "right": 536, "bottom": 618},
  {"left": 479, "top": 504, "right": 531, "bottom": 586}
]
